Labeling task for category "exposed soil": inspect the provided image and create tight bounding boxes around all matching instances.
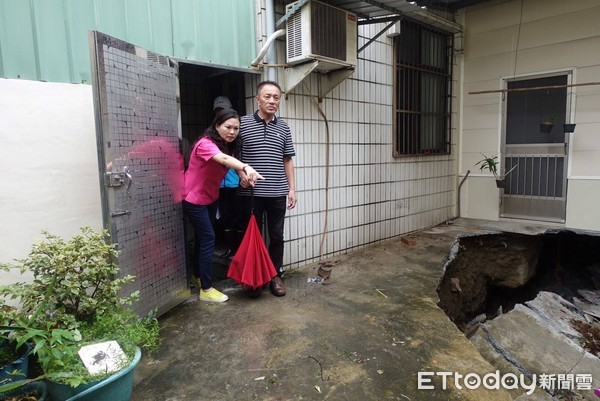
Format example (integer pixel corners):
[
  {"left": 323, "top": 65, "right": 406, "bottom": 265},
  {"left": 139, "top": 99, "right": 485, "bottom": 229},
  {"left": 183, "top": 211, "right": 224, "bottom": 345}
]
[
  {"left": 571, "top": 319, "right": 600, "bottom": 357},
  {"left": 2, "top": 395, "right": 40, "bottom": 401}
]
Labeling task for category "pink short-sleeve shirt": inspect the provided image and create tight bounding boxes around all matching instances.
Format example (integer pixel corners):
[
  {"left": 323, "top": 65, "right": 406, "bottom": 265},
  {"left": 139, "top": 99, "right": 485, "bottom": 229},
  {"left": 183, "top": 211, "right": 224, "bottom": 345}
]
[{"left": 183, "top": 137, "right": 227, "bottom": 205}]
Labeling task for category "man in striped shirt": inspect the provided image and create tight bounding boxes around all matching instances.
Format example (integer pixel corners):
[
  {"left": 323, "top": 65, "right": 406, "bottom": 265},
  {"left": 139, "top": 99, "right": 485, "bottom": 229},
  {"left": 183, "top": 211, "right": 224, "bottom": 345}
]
[{"left": 238, "top": 81, "right": 297, "bottom": 297}]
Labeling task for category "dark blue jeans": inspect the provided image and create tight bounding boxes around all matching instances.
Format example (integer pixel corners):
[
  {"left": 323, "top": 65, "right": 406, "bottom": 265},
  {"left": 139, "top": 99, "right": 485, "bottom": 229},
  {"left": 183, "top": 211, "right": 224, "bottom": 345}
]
[
  {"left": 239, "top": 196, "right": 287, "bottom": 276},
  {"left": 183, "top": 200, "right": 218, "bottom": 290}
]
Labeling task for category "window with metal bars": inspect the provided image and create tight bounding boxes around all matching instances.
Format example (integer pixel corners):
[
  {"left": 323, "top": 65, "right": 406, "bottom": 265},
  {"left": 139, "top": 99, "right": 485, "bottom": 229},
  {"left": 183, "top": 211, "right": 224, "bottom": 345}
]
[{"left": 393, "top": 19, "right": 453, "bottom": 156}]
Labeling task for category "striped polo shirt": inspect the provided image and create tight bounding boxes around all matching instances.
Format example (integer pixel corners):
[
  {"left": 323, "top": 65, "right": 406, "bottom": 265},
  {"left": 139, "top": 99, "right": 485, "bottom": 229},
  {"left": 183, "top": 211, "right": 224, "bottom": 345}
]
[{"left": 238, "top": 111, "right": 295, "bottom": 197}]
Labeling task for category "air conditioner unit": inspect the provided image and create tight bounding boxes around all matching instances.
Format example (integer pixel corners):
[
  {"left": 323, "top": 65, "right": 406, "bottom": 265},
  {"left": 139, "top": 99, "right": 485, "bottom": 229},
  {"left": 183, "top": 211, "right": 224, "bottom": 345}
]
[{"left": 286, "top": 0, "right": 357, "bottom": 71}]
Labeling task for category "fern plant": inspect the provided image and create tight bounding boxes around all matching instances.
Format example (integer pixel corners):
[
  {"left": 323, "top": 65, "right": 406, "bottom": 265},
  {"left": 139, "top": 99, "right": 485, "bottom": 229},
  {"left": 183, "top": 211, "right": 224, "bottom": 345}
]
[
  {"left": 475, "top": 153, "right": 518, "bottom": 186},
  {"left": 475, "top": 154, "right": 500, "bottom": 179}
]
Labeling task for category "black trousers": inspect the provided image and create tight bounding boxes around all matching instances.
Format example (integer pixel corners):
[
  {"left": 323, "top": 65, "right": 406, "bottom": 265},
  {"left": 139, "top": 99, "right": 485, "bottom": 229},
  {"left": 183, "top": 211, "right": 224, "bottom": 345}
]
[{"left": 239, "top": 195, "right": 287, "bottom": 276}]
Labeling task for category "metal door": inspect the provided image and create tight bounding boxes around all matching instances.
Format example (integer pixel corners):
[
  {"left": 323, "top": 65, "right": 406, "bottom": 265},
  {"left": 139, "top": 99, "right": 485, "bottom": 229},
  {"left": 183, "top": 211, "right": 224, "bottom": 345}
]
[
  {"left": 89, "top": 31, "right": 189, "bottom": 317},
  {"left": 501, "top": 75, "right": 569, "bottom": 223}
]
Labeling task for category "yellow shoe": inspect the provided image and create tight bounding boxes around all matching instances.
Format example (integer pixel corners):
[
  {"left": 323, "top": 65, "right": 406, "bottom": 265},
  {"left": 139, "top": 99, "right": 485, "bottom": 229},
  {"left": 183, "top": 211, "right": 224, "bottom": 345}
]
[
  {"left": 190, "top": 275, "right": 201, "bottom": 289},
  {"left": 200, "top": 288, "right": 228, "bottom": 303}
]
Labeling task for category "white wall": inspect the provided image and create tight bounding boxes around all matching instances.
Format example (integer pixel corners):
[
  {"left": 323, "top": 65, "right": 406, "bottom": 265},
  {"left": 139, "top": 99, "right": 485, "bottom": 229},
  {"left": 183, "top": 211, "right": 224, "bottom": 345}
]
[
  {"left": 0, "top": 79, "right": 102, "bottom": 281},
  {"left": 458, "top": 0, "right": 600, "bottom": 230},
  {"left": 566, "top": 179, "right": 600, "bottom": 230}
]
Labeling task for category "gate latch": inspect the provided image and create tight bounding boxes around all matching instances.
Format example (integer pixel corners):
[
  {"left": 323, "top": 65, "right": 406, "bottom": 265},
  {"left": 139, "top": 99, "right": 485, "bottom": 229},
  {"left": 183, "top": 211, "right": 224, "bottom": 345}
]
[
  {"left": 105, "top": 172, "right": 127, "bottom": 188},
  {"left": 104, "top": 166, "right": 133, "bottom": 193}
]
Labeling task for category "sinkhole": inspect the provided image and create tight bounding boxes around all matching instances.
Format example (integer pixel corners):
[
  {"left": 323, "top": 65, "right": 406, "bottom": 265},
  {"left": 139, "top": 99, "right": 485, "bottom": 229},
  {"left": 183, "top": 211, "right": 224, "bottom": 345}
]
[{"left": 436, "top": 230, "right": 600, "bottom": 356}]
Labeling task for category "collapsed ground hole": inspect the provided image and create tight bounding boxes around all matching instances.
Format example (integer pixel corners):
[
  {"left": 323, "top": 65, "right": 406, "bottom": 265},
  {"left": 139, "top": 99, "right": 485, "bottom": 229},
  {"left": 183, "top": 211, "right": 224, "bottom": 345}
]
[{"left": 436, "top": 230, "right": 600, "bottom": 356}]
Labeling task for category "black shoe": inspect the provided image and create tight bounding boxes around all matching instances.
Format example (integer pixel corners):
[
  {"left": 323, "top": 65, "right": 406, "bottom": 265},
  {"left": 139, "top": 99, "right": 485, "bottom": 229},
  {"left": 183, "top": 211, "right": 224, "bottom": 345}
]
[{"left": 219, "top": 249, "right": 233, "bottom": 258}]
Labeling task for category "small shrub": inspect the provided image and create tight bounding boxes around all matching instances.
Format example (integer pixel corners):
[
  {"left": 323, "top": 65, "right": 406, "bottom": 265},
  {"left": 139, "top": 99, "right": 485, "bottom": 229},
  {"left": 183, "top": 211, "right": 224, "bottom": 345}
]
[{"left": 0, "top": 227, "right": 161, "bottom": 388}]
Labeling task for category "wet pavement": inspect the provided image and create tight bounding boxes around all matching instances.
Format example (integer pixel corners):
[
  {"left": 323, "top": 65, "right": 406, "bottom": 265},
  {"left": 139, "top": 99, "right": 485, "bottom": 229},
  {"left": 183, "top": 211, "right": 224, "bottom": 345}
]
[{"left": 130, "top": 218, "right": 570, "bottom": 401}]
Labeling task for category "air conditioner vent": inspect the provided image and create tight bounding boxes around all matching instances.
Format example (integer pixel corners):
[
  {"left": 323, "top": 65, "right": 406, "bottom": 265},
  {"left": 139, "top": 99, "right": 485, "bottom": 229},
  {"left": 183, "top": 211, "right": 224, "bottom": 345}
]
[
  {"left": 311, "top": 1, "right": 346, "bottom": 61},
  {"left": 286, "top": 0, "right": 357, "bottom": 71},
  {"left": 287, "top": 8, "right": 303, "bottom": 59}
]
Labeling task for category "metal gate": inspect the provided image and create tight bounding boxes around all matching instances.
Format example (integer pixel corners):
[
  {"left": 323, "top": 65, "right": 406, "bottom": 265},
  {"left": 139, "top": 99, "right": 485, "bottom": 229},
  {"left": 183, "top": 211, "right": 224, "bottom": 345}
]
[
  {"left": 502, "top": 144, "right": 566, "bottom": 222},
  {"left": 89, "top": 31, "right": 189, "bottom": 317},
  {"left": 501, "top": 75, "right": 569, "bottom": 223}
]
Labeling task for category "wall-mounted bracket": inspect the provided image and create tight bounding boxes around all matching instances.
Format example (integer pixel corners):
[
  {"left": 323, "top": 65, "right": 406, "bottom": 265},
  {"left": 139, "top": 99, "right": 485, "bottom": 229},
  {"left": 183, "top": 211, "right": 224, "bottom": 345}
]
[
  {"left": 282, "top": 61, "right": 355, "bottom": 100},
  {"left": 318, "top": 68, "right": 355, "bottom": 99},
  {"left": 282, "top": 61, "right": 319, "bottom": 96}
]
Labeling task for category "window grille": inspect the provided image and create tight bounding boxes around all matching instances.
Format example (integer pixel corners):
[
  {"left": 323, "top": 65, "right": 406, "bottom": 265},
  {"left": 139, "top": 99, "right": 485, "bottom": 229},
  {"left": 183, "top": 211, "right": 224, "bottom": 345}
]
[{"left": 394, "top": 19, "right": 453, "bottom": 156}]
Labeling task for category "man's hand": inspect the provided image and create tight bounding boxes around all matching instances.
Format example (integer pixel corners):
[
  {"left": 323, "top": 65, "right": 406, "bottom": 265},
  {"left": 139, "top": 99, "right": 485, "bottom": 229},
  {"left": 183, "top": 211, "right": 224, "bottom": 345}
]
[
  {"left": 287, "top": 189, "right": 297, "bottom": 210},
  {"left": 239, "top": 172, "right": 251, "bottom": 188}
]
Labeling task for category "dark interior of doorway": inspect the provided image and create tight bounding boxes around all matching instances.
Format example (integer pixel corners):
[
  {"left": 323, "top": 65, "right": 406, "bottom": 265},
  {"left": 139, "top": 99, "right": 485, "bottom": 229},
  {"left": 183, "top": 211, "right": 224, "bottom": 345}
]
[
  {"left": 179, "top": 63, "right": 247, "bottom": 167},
  {"left": 178, "top": 62, "right": 248, "bottom": 285}
]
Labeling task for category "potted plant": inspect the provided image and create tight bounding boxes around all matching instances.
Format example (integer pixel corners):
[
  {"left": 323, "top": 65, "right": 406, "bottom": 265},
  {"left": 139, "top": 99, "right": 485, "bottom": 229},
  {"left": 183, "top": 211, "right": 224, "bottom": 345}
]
[
  {"left": 0, "top": 227, "right": 161, "bottom": 401},
  {"left": 0, "top": 334, "right": 31, "bottom": 384},
  {"left": 0, "top": 313, "right": 41, "bottom": 401},
  {"left": 475, "top": 154, "right": 518, "bottom": 188}
]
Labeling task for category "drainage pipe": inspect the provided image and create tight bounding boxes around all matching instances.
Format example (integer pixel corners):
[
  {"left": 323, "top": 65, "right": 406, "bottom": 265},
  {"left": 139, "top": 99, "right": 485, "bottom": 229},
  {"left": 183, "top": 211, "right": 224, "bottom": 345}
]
[
  {"left": 264, "top": 0, "right": 277, "bottom": 82},
  {"left": 456, "top": 170, "right": 470, "bottom": 219},
  {"left": 251, "top": 29, "right": 286, "bottom": 69}
]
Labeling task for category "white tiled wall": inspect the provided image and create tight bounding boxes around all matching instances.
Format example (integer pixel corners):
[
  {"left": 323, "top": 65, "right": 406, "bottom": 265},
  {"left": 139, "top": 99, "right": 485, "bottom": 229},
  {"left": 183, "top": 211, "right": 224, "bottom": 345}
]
[{"left": 248, "top": 18, "right": 457, "bottom": 269}]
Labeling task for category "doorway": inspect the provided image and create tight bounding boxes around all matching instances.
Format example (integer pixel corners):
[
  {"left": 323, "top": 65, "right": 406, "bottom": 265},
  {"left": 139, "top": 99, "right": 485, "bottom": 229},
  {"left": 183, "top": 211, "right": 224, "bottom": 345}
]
[
  {"left": 178, "top": 62, "right": 250, "bottom": 282},
  {"left": 501, "top": 74, "right": 570, "bottom": 223},
  {"left": 90, "top": 31, "right": 253, "bottom": 316}
]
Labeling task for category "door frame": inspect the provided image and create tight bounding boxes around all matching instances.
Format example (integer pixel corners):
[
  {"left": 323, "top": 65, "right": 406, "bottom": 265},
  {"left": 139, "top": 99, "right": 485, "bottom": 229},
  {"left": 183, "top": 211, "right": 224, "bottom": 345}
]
[{"left": 499, "top": 69, "right": 574, "bottom": 223}]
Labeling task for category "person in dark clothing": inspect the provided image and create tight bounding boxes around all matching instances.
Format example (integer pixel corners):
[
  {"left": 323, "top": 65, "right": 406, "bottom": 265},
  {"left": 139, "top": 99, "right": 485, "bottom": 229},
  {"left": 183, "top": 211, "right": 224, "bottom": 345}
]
[
  {"left": 213, "top": 96, "right": 242, "bottom": 258},
  {"left": 238, "top": 81, "right": 297, "bottom": 297}
]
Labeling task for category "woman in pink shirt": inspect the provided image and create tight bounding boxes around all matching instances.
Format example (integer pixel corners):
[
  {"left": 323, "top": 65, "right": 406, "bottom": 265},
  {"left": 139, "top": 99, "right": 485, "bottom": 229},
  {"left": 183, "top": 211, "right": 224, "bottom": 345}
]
[{"left": 183, "top": 108, "right": 262, "bottom": 303}]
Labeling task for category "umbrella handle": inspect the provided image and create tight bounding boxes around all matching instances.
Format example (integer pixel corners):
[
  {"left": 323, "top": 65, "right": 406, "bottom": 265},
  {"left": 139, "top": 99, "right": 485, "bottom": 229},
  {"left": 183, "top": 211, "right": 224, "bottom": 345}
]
[{"left": 250, "top": 186, "right": 254, "bottom": 215}]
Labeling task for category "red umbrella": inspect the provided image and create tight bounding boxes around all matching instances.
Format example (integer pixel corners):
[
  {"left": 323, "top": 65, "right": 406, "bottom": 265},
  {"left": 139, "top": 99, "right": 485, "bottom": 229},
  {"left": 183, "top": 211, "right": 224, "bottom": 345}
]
[{"left": 227, "top": 208, "right": 277, "bottom": 291}]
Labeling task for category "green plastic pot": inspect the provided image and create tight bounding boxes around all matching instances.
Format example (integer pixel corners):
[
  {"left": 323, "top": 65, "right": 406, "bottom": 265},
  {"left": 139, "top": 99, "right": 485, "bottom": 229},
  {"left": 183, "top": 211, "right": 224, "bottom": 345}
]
[
  {"left": 46, "top": 347, "right": 141, "bottom": 401},
  {"left": 0, "top": 341, "right": 32, "bottom": 383}
]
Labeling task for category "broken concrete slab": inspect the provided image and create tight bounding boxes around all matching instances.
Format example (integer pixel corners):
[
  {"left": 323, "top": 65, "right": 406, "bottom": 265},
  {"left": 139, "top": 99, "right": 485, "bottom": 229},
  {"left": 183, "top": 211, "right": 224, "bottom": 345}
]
[
  {"left": 525, "top": 291, "right": 588, "bottom": 340},
  {"left": 471, "top": 302, "right": 599, "bottom": 400},
  {"left": 514, "top": 392, "right": 554, "bottom": 401}
]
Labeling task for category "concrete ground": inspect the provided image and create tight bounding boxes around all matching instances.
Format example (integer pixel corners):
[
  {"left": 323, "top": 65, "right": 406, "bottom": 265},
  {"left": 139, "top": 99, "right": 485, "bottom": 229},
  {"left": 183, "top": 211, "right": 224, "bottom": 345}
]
[{"left": 130, "top": 218, "right": 570, "bottom": 401}]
